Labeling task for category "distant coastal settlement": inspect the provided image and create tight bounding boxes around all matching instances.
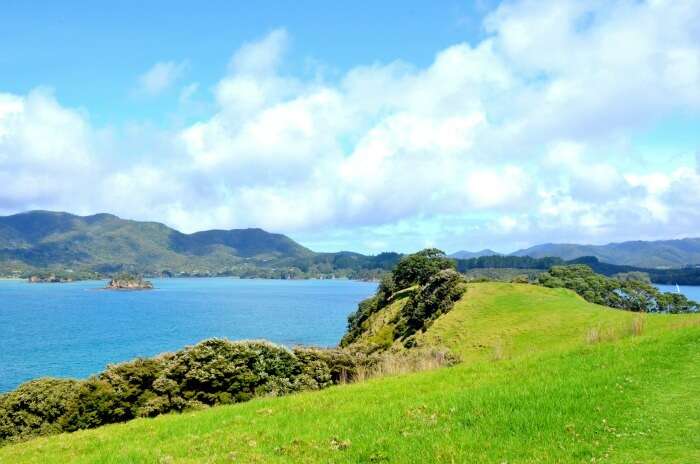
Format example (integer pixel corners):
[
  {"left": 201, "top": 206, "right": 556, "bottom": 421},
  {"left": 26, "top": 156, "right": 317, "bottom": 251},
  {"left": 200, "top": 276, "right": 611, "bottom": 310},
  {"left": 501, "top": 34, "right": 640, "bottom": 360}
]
[{"left": 19, "top": 267, "right": 386, "bottom": 283}]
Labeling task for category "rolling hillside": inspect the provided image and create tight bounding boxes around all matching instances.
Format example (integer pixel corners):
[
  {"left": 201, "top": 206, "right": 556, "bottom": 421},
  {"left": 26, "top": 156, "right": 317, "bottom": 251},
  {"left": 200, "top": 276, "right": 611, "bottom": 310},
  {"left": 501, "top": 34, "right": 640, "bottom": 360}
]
[
  {"left": 3, "top": 283, "right": 698, "bottom": 463},
  {"left": 4, "top": 211, "right": 700, "bottom": 277},
  {"left": 512, "top": 238, "right": 700, "bottom": 268},
  {"left": 0, "top": 211, "right": 398, "bottom": 277}
]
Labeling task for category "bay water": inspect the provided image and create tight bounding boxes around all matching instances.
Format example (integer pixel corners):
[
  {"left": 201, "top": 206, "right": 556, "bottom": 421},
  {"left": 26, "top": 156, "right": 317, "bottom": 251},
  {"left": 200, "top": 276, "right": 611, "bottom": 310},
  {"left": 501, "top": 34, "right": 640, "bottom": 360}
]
[
  {"left": 2, "top": 279, "right": 696, "bottom": 393},
  {"left": 655, "top": 284, "right": 700, "bottom": 302},
  {"left": 0, "top": 278, "right": 376, "bottom": 392}
]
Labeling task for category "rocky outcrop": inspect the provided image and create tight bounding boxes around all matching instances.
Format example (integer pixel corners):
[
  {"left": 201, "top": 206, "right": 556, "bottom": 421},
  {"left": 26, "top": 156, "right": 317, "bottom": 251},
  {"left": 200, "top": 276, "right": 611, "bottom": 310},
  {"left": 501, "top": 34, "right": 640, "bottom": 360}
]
[{"left": 105, "top": 275, "right": 153, "bottom": 290}]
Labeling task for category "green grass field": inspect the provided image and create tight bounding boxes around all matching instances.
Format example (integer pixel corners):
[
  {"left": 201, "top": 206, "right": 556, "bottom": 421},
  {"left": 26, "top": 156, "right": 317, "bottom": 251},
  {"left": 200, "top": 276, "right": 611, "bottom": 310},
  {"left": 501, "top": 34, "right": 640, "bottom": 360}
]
[{"left": 2, "top": 283, "right": 699, "bottom": 463}]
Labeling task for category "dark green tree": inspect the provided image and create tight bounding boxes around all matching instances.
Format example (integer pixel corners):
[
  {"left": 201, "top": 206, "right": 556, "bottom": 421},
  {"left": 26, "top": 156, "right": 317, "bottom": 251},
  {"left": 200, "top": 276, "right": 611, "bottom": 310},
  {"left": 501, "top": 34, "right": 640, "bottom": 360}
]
[
  {"left": 393, "top": 248, "right": 455, "bottom": 289},
  {"left": 395, "top": 269, "right": 465, "bottom": 343},
  {"left": 538, "top": 265, "right": 699, "bottom": 313}
]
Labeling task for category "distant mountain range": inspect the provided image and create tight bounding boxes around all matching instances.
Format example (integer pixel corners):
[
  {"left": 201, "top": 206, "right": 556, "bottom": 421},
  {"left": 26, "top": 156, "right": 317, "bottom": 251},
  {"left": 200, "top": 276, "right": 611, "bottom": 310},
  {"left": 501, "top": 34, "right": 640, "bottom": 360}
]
[
  {"left": 3, "top": 211, "right": 700, "bottom": 279},
  {"left": 448, "top": 249, "right": 500, "bottom": 259},
  {"left": 511, "top": 239, "right": 700, "bottom": 268},
  {"left": 453, "top": 238, "right": 700, "bottom": 268},
  {"left": 0, "top": 211, "right": 399, "bottom": 278}
]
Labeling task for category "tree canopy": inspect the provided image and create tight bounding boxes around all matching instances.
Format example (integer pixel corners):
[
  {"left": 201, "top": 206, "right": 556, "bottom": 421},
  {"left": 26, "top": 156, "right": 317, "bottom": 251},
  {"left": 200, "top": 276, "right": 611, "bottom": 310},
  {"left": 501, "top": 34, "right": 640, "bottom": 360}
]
[
  {"left": 538, "top": 265, "right": 699, "bottom": 313},
  {"left": 392, "top": 248, "right": 456, "bottom": 289}
]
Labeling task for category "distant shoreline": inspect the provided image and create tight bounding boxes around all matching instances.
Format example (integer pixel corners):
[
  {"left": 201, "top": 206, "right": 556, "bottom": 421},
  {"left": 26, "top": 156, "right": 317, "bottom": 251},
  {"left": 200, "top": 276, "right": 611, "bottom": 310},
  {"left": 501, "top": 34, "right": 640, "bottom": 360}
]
[{"left": 0, "top": 276, "right": 379, "bottom": 284}]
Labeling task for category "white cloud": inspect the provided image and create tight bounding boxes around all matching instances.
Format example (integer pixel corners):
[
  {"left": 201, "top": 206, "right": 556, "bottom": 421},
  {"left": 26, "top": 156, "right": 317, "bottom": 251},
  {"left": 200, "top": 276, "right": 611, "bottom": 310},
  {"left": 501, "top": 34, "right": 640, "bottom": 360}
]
[
  {"left": 137, "top": 61, "right": 188, "bottom": 96},
  {"left": 0, "top": 89, "right": 98, "bottom": 211},
  {"left": 2, "top": 2, "right": 700, "bottom": 252}
]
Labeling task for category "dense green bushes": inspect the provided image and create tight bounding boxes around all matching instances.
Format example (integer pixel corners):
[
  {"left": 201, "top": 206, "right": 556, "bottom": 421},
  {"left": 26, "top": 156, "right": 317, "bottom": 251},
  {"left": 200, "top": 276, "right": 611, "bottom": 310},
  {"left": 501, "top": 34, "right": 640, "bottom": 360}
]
[
  {"left": 0, "top": 340, "right": 369, "bottom": 445},
  {"left": 0, "top": 379, "right": 79, "bottom": 442},
  {"left": 539, "top": 265, "right": 699, "bottom": 313},
  {"left": 343, "top": 250, "right": 466, "bottom": 348},
  {"left": 455, "top": 255, "right": 564, "bottom": 272},
  {"left": 392, "top": 248, "right": 455, "bottom": 289},
  {"left": 394, "top": 269, "right": 466, "bottom": 345}
]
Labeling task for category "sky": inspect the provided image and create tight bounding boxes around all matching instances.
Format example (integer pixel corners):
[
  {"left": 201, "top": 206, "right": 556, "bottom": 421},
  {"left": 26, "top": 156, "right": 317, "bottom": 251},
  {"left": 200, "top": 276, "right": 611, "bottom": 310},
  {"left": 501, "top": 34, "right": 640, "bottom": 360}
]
[{"left": 0, "top": 0, "right": 699, "bottom": 254}]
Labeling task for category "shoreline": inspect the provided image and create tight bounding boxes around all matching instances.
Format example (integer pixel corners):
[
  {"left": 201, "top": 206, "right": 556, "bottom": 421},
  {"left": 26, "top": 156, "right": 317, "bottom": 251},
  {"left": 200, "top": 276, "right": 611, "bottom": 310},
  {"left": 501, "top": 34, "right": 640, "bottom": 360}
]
[{"left": 0, "top": 275, "right": 380, "bottom": 284}]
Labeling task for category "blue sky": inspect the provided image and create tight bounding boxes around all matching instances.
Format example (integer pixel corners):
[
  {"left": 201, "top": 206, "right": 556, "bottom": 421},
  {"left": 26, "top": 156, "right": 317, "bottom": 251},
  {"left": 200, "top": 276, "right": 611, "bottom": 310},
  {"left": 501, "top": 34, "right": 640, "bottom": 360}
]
[
  {"left": 1, "top": 1, "right": 497, "bottom": 124},
  {"left": 0, "top": 1, "right": 699, "bottom": 254}
]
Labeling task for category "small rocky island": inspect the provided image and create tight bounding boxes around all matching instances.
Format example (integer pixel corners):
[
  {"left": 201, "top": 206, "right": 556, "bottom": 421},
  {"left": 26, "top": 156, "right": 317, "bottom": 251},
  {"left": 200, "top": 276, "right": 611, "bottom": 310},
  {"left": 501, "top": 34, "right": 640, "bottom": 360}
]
[{"left": 105, "top": 274, "right": 154, "bottom": 290}]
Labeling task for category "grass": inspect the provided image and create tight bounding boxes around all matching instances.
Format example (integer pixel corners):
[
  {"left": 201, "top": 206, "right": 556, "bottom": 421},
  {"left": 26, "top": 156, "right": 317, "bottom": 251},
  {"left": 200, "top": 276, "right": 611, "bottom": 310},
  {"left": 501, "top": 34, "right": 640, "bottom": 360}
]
[
  {"left": 1, "top": 283, "right": 699, "bottom": 463},
  {"left": 417, "top": 283, "right": 697, "bottom": 362}
]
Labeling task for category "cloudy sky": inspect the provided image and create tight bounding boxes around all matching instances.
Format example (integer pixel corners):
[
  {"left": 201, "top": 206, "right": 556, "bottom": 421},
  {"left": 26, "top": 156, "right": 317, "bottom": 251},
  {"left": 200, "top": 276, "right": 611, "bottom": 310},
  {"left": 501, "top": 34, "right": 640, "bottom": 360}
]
[{"left": 1, "top": 0, "right": 699, "bottom": 254}]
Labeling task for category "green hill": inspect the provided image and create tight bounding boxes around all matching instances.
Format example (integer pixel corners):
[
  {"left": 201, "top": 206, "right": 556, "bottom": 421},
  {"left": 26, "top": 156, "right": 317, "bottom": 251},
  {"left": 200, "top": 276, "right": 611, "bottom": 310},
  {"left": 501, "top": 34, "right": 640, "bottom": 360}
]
[
  {"left": 512, "top": 238, "right": 700, "bottom": 268},
  {"left": 2, "top": 283, "right": 698, "bottom": 463},
  {"left": 0, "top": 211, "right": 399, "bottom": 277}
]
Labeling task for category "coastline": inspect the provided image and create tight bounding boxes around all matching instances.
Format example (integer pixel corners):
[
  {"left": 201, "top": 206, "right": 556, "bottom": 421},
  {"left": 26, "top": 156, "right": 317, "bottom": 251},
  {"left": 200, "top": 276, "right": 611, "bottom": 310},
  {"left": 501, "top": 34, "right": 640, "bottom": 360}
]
[{"left": 0, "top": 275, "right": 380, "bottom": 283}]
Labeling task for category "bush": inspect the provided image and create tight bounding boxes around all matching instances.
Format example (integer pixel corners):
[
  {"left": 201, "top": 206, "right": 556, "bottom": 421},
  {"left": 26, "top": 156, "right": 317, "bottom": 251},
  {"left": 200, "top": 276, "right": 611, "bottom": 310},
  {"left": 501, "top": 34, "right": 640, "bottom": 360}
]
[
  {"left": 64, "top": 356, "right": 169, "bottom": 429},
  {"left": 538, "top": 265, "right": 699, "bottom": 313},
  {"left": 293, "top": 347, "right": 372, "bottom": 385},
  {"left": 0, "top": 339, "right": 386, "bottom": 445},
  {"left": 341, "top": 295, "right": 381, "bottom": 347},
  {"left": 392, "top": 249, "right": 455, "bottom": 289},
  {"left": 613, "top": 271, "right": 651, "bottom": 284},
  {"left": 395, "top": 269, "right": 466, "bottom": 343},
  {"left": 0, "top": 378, "right": 79, "bottom": 443},
  {"left": 160, "top": 339, "right": 301, "bottom": 405}
]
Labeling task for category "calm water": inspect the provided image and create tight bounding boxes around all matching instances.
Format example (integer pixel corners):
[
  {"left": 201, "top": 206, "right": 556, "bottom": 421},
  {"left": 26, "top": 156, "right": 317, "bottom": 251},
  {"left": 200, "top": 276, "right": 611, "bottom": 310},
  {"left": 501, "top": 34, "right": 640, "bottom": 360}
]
[
  {"left": 655, "top": 284, "right": 700, "bottom": 302},
  {"left": 0, "top": 278, "right": 376, "bottom": 392}
]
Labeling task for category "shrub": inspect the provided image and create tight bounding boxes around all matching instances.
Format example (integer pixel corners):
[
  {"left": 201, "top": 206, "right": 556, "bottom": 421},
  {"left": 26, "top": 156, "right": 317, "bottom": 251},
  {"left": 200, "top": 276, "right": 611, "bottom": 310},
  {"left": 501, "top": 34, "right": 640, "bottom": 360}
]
[
  {"left": 539, "top": 265, "right": 699, "bottom": 313},
  {"left": 613, "top": 271, "right": 651, "bottom": 284},
  {"left": 0, "top": 339, "right": 380, "bottom": 445},
  {"left": 293, "top": 347, "right": 372, "bottom": 385},
  {"left": 290, "top": 348, "right": 334, "bottom": 390},
  {"left": 0, "top": 378, "right": 79, "bottom": 443},
  {"left": 160, "top": 339, "right": 301, "bottom": 405},
  {"left": 376, "top": 273, "right": 396, "bottom": 306},
  {"left": 392, "top": 248, "right": 455, "bottom": 289},
  {"left": 63, "top": 356, "right": 170, "bottom": 429},
  {"left": 341, "top": 295, "right": 381, "bottom": 347},
  {"left": 395, "top": 269, "right": 466, "bottom": 343}
]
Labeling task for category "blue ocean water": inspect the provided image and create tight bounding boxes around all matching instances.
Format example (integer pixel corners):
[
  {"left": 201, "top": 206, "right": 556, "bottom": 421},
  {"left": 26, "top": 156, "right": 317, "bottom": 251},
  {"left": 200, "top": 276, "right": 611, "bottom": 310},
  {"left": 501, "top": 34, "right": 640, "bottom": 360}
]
[
  {"left": 655, "top": 284, "right": 700, "bottom": 302},
  {"left": 0, "top": 278, "right": 376, "bottom": 392}
]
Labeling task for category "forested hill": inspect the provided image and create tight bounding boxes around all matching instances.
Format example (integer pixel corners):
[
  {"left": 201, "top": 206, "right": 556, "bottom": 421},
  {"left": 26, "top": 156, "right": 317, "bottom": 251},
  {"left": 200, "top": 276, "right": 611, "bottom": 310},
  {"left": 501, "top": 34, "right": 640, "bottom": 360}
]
[
  {"left": 4, "top": 210, "right": 700, "bottom": 281},
  {"left": 0, "top": 211, "right": 399, "bottom": 278},
  {"left": 512, "top": 238, "right": 700, "bottom": 268},
  {"left": 454, "top": 255, "right": 700, "bottom": 285}
]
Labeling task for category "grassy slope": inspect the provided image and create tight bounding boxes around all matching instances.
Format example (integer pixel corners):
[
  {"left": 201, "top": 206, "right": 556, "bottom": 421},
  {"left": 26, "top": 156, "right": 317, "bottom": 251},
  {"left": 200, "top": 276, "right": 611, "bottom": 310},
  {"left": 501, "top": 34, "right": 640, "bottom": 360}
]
[
  {"left": 417, "top": 282, "right": 684, "bottom": 361},
  {"left": 2, "top": 283, "right": 699, "bottom": 463}
]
